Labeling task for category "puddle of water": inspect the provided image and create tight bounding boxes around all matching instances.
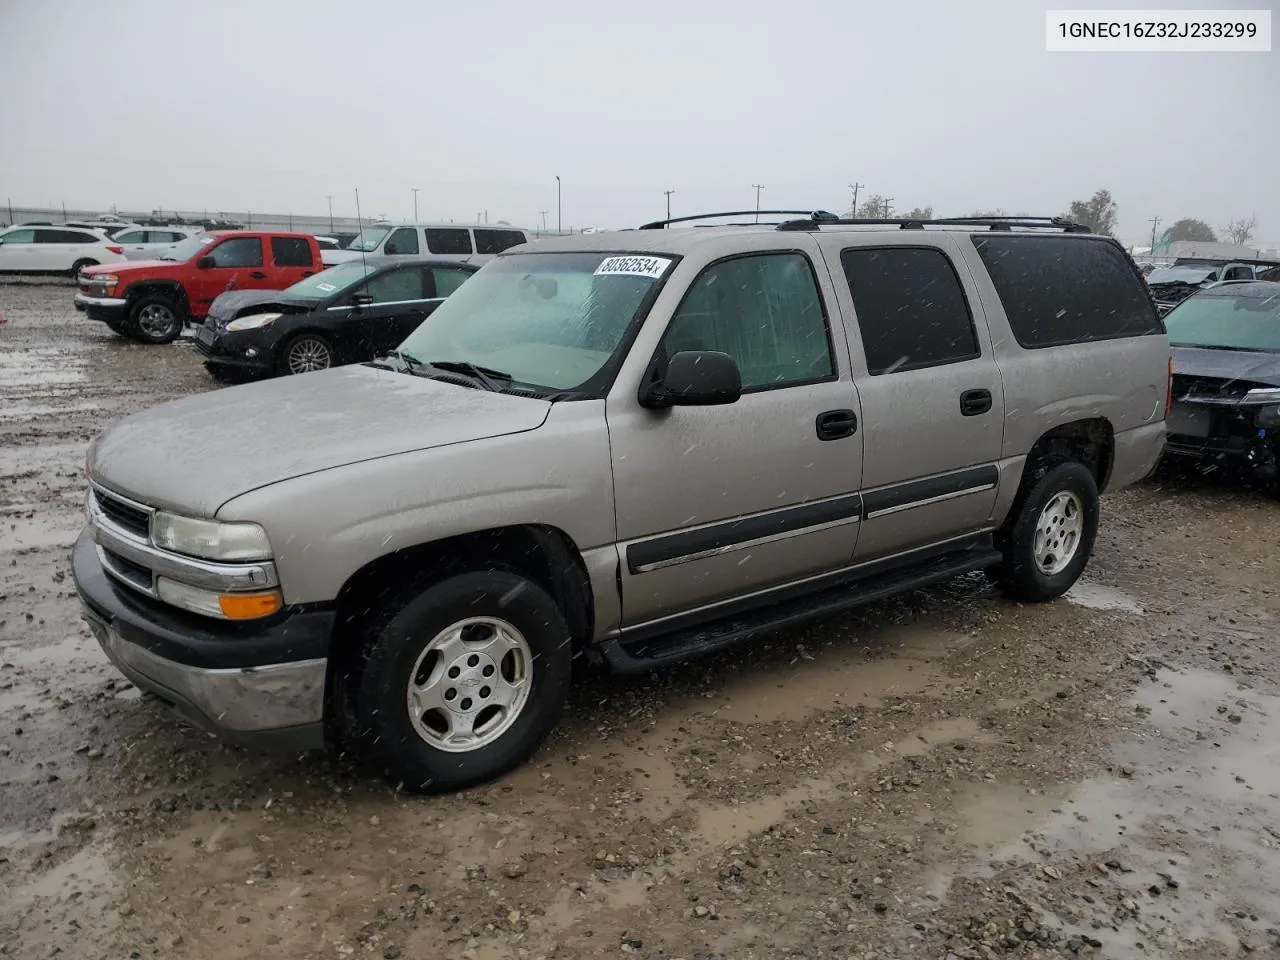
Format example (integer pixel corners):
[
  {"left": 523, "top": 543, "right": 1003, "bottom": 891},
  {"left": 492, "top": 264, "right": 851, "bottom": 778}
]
[
  {"left": 695, "top": 624, "right": 967, "bottom": 726},
  {"left": 0, "top": 346, "right": 88, "bottom": 390},
  {"left": 934, "top": 667, "right": 1280, "bottom": 958},
  {"left": 1064, "top": 580, "right": 1144, "bottom": 615}
]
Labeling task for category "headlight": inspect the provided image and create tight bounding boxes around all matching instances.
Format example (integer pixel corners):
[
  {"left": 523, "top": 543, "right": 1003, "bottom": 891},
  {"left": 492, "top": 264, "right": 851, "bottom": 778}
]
[
  {"left": 1244, "top": 387, "right": 1280, "bottom": 404},
  {"left": 151, "top": 512, "right": 272, "bottom": 561},
  {"left": 91, "top": 274, "right": 119, "bottom": 284},
  {"left": 226, "top": 312, "right": 282, "bottom": 332}
]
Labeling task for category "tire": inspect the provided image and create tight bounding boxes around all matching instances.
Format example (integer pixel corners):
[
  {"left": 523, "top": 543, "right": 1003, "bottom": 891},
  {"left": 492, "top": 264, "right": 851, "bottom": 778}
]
[
  {"left": 129, "top": 295, "right": 184, "bottom": 345},
  {"left": 356, "top": 570, "right": 574, "bottom": 793},
  {"left": 279, "top": 333, "right": 334, "bottom": 375},
  {"left": 992, "top": 461, "right": 1099, "bottom": 603},
  {"left": 70, "top": 258, "right": 97, "bottom": 278}
]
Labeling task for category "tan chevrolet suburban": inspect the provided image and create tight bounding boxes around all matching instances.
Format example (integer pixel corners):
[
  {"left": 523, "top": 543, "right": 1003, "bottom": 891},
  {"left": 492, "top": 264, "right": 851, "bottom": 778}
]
[{"left": 73, "top": 211, "right": 1170, "bottom": 792}]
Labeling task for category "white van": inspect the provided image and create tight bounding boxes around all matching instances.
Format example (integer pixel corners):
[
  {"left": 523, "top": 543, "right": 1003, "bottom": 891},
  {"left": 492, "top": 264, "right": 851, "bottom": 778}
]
[{"left": 321, "top": 223, "right": 530, "bottom": 267}]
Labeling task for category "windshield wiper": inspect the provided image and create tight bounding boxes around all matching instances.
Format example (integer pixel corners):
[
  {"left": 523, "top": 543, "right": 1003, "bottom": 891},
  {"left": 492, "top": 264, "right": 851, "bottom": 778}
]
[{"left": 425, "top": 360, "right": 512, "bottom": 392}]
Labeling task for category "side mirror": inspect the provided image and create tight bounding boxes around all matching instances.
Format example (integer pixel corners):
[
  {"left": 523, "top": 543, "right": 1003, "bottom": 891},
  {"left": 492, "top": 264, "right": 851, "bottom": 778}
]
[
  {"left": 196, "top": 256, "right": 215, "bottom": 269},
  {"left": 639, "top": 350, "right": 742, "bottom": 409},
  {"left": 351, "top": 293, "right": 374, "bottom": 307}
]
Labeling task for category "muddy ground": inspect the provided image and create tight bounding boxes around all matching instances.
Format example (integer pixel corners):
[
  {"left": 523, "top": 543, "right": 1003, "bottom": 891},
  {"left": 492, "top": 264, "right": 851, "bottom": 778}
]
[{"left": 1, "top": 280, "right": 1278, "bottom": 960}]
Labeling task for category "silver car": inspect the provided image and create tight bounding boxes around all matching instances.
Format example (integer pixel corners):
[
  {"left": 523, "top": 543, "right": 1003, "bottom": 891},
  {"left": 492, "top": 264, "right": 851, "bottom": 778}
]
[
  {"left": 73, "top": 212, "right": 1170, "bottom": 791},
  {"left": 111, "top": 226, "right": 198, "bottom": 261}
]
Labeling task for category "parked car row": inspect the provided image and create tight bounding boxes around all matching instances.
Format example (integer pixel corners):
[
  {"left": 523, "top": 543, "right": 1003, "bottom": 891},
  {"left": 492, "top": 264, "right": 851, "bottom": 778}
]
[
  {"left": 75, "top": 212, "right": 1182, "bottom": 793},
  {"left": 0, "top": 224, "right": 127, "bottom": 275}
]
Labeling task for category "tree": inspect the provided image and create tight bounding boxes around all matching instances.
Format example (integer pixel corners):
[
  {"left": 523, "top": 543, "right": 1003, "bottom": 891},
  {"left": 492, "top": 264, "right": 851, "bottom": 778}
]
[
  {"left": 967, "top": 208, "right": 1009, "bottom": 217},
  {"left": 1166, "top": 218, "right": 1217, "bottom": 243},
  {"left": 902, "top": 206, "right": 934, "bottom": 220},
  {"left": 1222, "top": 214, "right": 1258, "bottom": 246},
  {"left": 855, "top": 195, "right": 890, "bottom": 218},
  {"left": 1065, "top": 189, "right": 1118, "bottom": 236}
]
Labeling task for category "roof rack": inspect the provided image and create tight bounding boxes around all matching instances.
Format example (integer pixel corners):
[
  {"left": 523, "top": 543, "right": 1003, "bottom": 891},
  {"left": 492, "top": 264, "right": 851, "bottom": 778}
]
[
  {"left": 775, "top": 214, "right": 1092, "bottom": 233},
  {"left": 638, "top": 210, "right": 840, "bottom": 230}
]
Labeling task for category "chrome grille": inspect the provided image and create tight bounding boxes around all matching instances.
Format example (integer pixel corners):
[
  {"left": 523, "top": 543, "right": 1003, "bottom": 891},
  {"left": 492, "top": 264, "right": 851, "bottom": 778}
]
[
  {"left": 92, "top": 487, "right": 151, "bottom": 539},
  {"left": 101, "top": 547, "right": 154, "bottom": 593}
]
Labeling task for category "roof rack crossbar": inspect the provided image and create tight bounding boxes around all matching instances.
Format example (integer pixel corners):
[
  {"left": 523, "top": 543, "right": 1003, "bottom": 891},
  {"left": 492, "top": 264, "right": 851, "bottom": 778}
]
[
  {"left": 775, "top": 214, "right": 1092, "bottom": 234},
  {"left": 638, "top": 210, "right": 840, "bottom": 230}
]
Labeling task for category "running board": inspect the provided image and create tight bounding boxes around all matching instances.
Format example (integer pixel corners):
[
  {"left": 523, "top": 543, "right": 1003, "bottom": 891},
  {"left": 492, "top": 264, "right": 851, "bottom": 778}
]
[{"left": 598, "top": 545, "right": 1002, "bottom": 675}]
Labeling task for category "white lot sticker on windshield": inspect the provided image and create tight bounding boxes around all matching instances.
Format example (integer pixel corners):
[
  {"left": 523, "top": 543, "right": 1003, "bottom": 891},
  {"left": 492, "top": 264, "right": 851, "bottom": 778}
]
[
  {"left": 316, "top": 282, "right": 336, "bottom": 292},
  {"left": 594, "top": 255, "right": 672, "bottom": 279}
]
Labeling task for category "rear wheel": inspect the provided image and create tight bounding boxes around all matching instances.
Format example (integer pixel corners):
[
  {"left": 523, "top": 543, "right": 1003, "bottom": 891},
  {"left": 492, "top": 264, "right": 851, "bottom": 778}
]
[
  {"left": 355, "top": 570, "right": 574, "bottom": 793},
  {"left": 69, "top": 258, "right": 97, "bottom": 278},
  {"left": 992, "top": 461, "right": 1099, "bottom": 603},
  {"left": 129, "top": 295, "right": 184, "bottom": 344},
  {"left": 280, "top": 333, "right": 333, "bottom": 375}
]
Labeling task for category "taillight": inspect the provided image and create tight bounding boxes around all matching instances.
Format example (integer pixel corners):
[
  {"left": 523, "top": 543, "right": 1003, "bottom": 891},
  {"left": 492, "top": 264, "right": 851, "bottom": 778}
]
[
  {"left": 107, "top": 245, "right": 123, "bottom": 254},
  {"left": 1165, "top": 357, "right": 1173, "bottom": 418}
]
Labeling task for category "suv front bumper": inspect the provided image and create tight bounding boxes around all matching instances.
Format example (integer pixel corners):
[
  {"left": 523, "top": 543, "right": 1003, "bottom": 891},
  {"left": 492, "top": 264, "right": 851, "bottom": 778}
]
[{"left": 72, "top": 529, "right": 331, "bottom": 751}]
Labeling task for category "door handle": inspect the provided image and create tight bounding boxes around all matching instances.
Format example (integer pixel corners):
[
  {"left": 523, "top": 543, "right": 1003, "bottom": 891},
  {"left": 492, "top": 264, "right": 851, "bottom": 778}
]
[
  {"left": 249, "top": 271, "right": 267, "bottom": 279},
  {"left": 815, "top": 408, "right": 858, "bottom": 441},
  {"left": 960, "top": 389, "right": 993, "bottom": 416}
]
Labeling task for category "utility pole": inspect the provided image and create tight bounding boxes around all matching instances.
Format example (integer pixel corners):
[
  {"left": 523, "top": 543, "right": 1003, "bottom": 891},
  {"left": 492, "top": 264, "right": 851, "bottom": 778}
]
[
  {"left": 538, "top": 210, "right": 549, "bottom": 232},
  {"left": 881, "top": 197, "right": 894, "bottom": 219},
  {"left": 555, "top": 176, "right": 562, "bottom": 234},
  {"left": 326, "top": 195, "right": 334, "bottom": 233},
  {"left": 752, "top": 184, "right": 764, "bottom": 222},
  {"left": 1148, "top": 215, "right": 1161, "bottom": 255},
  {"left": 664, "top": 189, "right": 674, "bottom": 221},
  {"left": 411, "top": 188, "right": 420, "bottom": 222},
  {"left": 848, "top": 182, "right": 863, "bottom": 216}
]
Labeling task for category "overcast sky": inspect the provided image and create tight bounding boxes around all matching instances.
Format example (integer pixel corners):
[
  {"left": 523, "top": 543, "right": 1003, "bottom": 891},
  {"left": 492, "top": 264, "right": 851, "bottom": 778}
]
[{"left": 0, "top": 0, "right": 1276, "bottom": 241}]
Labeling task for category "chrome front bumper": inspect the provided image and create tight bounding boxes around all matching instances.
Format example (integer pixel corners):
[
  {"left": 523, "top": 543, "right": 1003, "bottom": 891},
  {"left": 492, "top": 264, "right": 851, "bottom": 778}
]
[
  {"left": 82, "top": 603, "right": 327, "bottom": 747},
  {"left": 74, "top": 292, "right": 129, "bottom": 309}
]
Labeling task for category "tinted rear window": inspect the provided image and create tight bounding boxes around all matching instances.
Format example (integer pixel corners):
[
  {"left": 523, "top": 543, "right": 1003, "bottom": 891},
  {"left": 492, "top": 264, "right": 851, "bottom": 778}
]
[
  {"left": 971, "top": 235, "right": 1162, "bottom": 348},
  {"left": 426, "top": 228, "right": 472, "bottom": 256},
  {"left": 474, "top": 229, "right": 527, "bottom": 255},
  {"left": 271, "top": 236, "right": 313, "bottom": 266}
]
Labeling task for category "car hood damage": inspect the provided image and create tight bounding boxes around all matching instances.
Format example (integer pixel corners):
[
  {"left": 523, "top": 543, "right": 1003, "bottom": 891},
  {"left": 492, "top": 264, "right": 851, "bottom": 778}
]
[
  {"left": 205, "top": 290, "right": 319, "bottom": 329},
  {"left": 1171, "top": 346, "right": 1280, "bottom": 401},
  {"left": 89, "top": 364, "right": 552, "bottom": 517}
]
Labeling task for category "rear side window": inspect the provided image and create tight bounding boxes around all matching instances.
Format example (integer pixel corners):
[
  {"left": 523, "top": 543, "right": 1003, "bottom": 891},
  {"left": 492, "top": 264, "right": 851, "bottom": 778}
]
[
  {"left": 429, "top": 266, "right": 474, "bottom": 297},
  {"left": 271, "top": 236, "right": 313, "bottom": 267},
  {"left": 115, "top": 229, "right": 146, "bottom": 243},
  {"left": 425, "top": 228, "right": 472, "bottom": 256},
  {"left": 474, "top": 229, "right": 526, "bottom": 255},
  {"left": 972, "top": 235, "right": 1162, "bottom": 348},
  {"left": 840, "top": 246, "right": 979, "bottom": 375},
  {"left": 39, "top": 229, "right": 98, "bottom": 243},
  {"left": 364, "top": 267, "right": 425, "bottom": 302},
  {"left": 383, "top": 227, "right": 420, "bottom": 256},
  {"left": 208, "top": 237, "right": 263, "bottom": 267}
]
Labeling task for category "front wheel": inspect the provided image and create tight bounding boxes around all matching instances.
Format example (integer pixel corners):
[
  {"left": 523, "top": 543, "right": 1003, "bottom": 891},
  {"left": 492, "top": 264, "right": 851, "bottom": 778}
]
[
  {"left": 279, "top": 334, "right": 333, "bottom": 375},
  {"left": 356, "top": 571, "right": 574, "bottom": 793},
  {"left": 129, "top": 295, "right": 184, "bottom": 344},
  {"left": 104, "top": 316, "right": 135, "bottom": 339},
  {"left": 992, "top": 461, "right": 1099, "bottom": 603}
]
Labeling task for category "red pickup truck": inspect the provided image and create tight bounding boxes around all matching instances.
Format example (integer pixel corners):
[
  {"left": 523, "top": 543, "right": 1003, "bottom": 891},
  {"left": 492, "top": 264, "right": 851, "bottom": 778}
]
[{"left": 74, "top": 231, "right": 323, "bottom": 344}]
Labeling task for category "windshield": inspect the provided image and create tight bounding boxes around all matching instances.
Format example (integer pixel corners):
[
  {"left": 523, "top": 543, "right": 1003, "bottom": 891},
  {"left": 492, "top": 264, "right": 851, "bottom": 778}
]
[
  {"left": 396, "top": 252, "right": 672, "bottom": 393},
  {"left": 1165, "top": 290, "right": 1280, "bottom": 352},
  {"left": 161, "top": 233, "right": 215, "bottom": 261},
  {"left": 345, "top": 227, "right": 391, "bottom": 252},
  {"left": 284, "top": 261, "right": 377, "bottom": 299}
]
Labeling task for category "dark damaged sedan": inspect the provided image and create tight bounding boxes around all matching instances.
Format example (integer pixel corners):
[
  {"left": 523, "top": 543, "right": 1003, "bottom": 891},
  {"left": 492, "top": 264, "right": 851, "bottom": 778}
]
[
  {"left": 1164, "top": 281, "right": 1280, "bottom": 491},
  {"left": 195, "top": 257, "right": 478, "bottom": 379}
]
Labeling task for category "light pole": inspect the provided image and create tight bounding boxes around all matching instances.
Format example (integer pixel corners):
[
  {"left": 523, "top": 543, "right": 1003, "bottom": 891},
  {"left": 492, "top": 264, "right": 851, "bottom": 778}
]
[
  {"left": 752, "top": 184, "right": 764, "bottom": 222},
  {"left": 555, "top": 176, "right": 561, "bottom": 234},
  {"left": 411, "top": 188, "right": 420, "bottom": 222},
  {"left": 326, "top": 195, "right": 333, "bottom": 233},
  {"left": 664, "top": 189, "right": 674, "bottom": 221}
]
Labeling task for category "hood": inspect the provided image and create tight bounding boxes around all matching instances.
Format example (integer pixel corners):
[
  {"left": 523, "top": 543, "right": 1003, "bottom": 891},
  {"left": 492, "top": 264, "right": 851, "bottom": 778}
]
[
  {"left": 89, "top": 365, "right": 552, "bottom": 517},
  {"left": 1171, "top": 346, "right": 1280, "bottom": 389},
  {"left": 207, "top": 289, "right": 317, "bottom": 327},
  {"left": 82, "top": 258, "right": 184, "bottom": 278}
]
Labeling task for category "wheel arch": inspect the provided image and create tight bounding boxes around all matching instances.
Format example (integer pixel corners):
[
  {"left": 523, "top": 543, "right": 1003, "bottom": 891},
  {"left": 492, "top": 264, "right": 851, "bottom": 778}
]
[
  {"left": 125, "top": 280, "right": 190, "bottom": 313},
  {"left": 324, "top": 523, "right": 594, "bottom": 741},
  {"left": 999, "top": 418, "right": 1113, "bottom": 542}
]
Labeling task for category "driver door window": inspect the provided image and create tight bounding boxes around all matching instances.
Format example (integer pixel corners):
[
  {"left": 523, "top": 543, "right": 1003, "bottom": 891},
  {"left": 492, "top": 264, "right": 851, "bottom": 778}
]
[
  {"left": 208, "top": 237, "right": 263, "bottom": 268},
  {"left": 362, "top": 268, "right": 426, "bottom": 303},
  {"left": 659, "top": 252, "right": 835, "bottom": 390},
  {"left": 383, "top": 228, "right": 420, "bottom": 256}
]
